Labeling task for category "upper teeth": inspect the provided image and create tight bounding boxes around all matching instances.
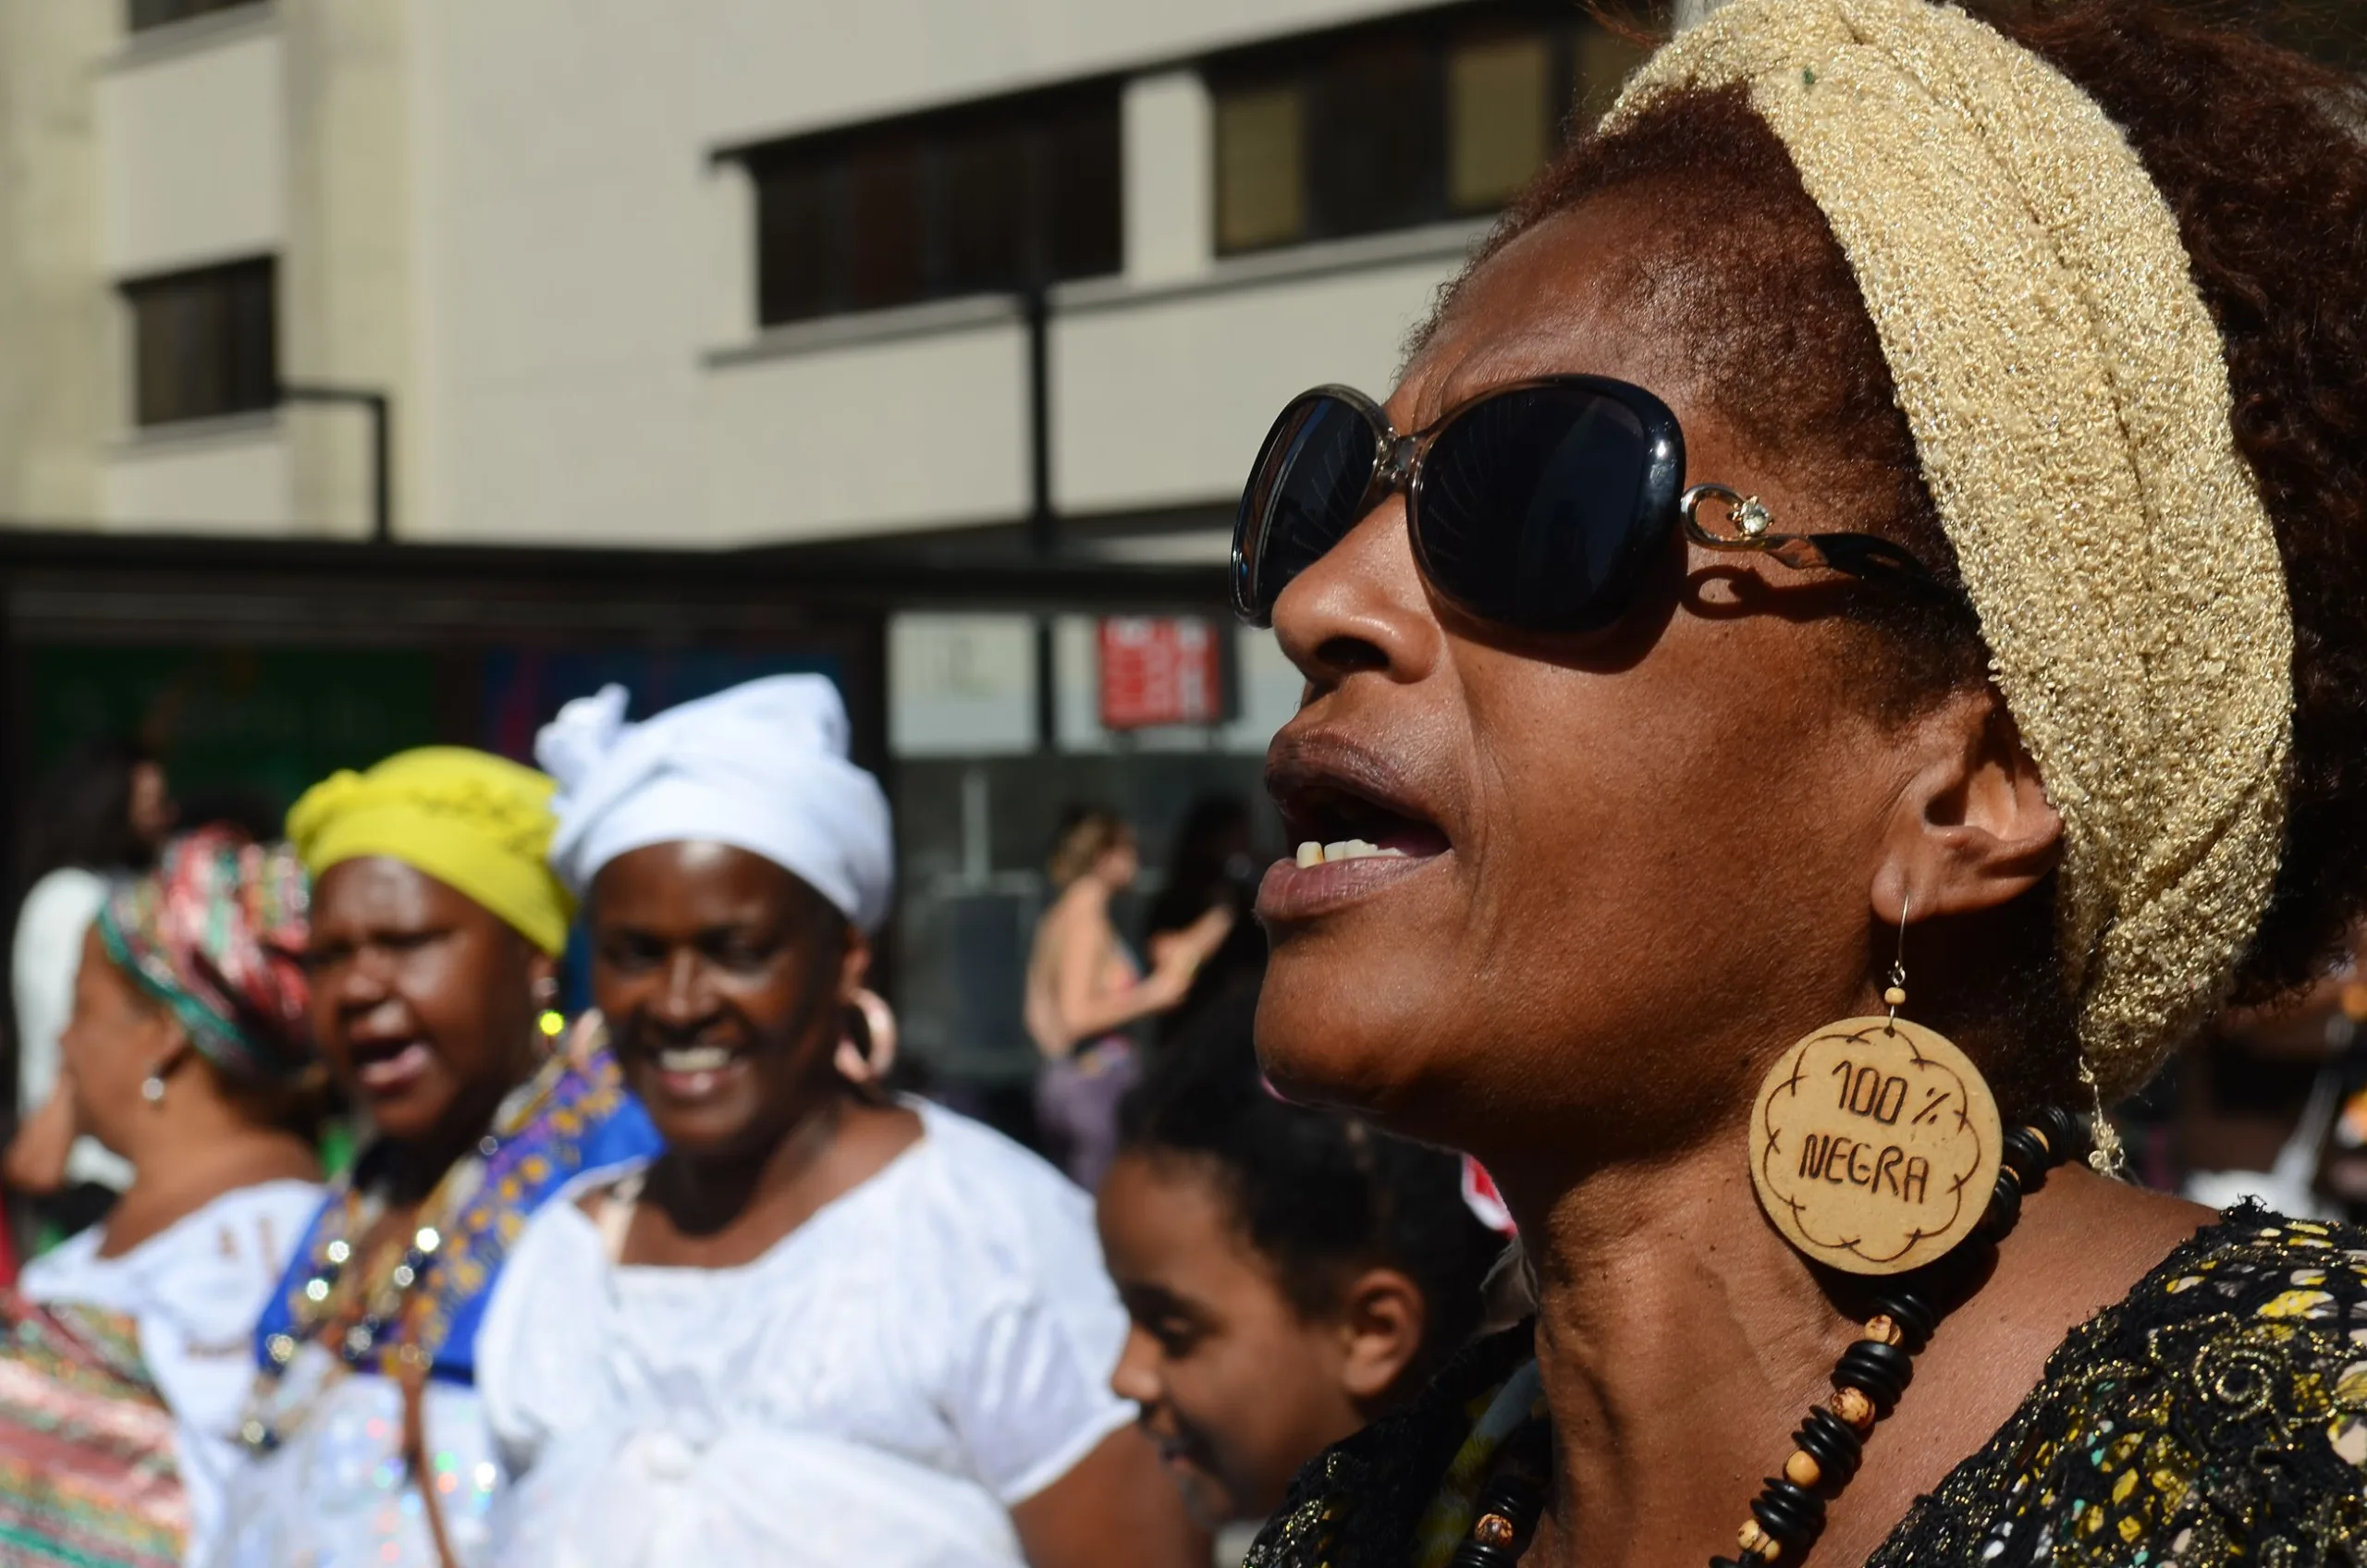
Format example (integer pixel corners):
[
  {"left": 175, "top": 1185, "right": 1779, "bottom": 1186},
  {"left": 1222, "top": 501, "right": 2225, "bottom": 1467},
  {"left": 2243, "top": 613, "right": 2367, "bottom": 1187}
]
[
  {"left": 657, "top": 1046, "right": 733, "bottom": 1072},
  {"left": 1296, "top": 839, "right": 1409, "bottom": 866}
]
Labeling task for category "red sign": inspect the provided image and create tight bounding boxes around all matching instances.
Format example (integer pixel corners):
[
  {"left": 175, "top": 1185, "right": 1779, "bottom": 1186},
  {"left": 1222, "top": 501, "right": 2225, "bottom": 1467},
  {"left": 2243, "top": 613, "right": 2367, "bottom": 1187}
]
[{"left": 1098, "top": 617, "right": 1225, "bottom": 730}]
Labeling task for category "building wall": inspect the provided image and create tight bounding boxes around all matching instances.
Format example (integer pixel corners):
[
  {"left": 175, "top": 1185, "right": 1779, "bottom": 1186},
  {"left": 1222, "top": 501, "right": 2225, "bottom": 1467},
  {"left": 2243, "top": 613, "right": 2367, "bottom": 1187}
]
[
  {"left": 0, "top": 4, "right": 111, "bottom": 525},
  {"left": 92, "top": 6, "right": 297, "bottom": 531},
  {"left": 9, "top": 0, "right": 1482, "bottom": 546},
  {"left": 282, "top": 0, "right": 415, "bottom": 539},
  {"left": 407, "top": 0, "right": 1473, "bottom": 546}
]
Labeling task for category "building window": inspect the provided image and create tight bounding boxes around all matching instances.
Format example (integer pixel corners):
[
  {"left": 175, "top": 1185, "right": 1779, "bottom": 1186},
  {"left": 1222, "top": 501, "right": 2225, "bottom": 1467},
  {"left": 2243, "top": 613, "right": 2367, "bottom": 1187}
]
[
  {"left": 127, "top": 0, "right": 265, "bottom": 33},
  {"left": 742, "top": 82, "right": 1122, "bottom": 328},
  {"left": 1210, "top": 3, "right": 1646, "bottom": 256},
  {"left": 121, "top": 257, "right": 277, "bottom": 428}
]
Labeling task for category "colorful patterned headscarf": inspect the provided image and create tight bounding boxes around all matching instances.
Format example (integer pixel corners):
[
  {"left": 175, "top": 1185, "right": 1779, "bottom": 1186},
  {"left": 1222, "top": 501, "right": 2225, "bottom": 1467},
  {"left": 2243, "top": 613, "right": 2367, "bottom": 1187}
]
[
  {"left": 285, "top": 747, "right": 573, "bottom": 956},
  {"left": 96, "top": 826, "right": 313, "bottom": 1085}
]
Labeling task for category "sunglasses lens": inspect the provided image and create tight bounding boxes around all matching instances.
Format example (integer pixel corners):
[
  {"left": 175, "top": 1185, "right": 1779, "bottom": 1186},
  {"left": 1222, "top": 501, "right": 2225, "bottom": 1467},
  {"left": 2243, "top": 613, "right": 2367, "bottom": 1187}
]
[
  {"left": 1417, "top": 384, "right": 1667, "bottom": 631},
  {"left": 1233, "top": 394, "right": 1380, "bottom": 623}
]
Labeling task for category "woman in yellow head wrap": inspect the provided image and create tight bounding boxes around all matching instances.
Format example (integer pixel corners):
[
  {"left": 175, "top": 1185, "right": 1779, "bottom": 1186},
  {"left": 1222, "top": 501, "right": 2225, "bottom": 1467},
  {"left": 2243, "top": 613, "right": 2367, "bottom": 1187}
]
[{"left": 211, "top": 747, "right": 657, "bottom": 1568}]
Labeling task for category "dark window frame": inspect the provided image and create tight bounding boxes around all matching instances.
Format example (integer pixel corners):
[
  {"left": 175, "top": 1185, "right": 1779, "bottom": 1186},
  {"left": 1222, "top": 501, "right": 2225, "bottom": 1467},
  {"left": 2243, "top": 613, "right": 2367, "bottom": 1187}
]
[
  {"left": 127, "top": 0, "right": 266, "bottom": 34},
  {"left": 1205, "top": 0, "right": 1604, "bottom": 257},
  {"left": 737, "top": 80, "right": 1124, "bottom": 330},
  {"left": 120, "top": 256, "right": 278, "bottom": 428}
]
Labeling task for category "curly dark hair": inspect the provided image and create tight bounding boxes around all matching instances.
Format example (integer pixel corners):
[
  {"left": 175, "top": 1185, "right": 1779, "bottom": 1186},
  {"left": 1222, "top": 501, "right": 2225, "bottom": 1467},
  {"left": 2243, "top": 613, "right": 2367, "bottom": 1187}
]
[
  {"left": 1423, "top": 0, "right": 2367, "bottom": 1092},
  {"left": 1118, "top": 979, "right": 1505, "bottom": 1389}
]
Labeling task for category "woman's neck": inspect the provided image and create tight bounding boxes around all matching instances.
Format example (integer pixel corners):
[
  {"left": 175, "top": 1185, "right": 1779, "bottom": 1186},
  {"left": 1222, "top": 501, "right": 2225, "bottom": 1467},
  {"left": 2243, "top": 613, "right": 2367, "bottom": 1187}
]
[
  {"left": 1512, "top": 1143, "right": 2210, "bottom": 1568},
  {"left": 382, "top": 1049, "right": 545, "bottom": 1206},
  {"left": 633, "top": 1093, "right": 924, "bottom": 1269},
  {"left": 1515, "top": 1138, "right": 1857, "bottom": 1568},
  {"left": 102, "top": 1120, "right": 319, "bottom": 1259}
]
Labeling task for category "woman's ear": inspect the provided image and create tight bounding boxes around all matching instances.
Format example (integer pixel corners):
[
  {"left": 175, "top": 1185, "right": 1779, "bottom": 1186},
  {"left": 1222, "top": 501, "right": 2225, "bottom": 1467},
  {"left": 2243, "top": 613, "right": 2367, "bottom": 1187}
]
[
  {"left": 839, "top": 927, "right": 874, "bottom": 1003},
  {"left": 141, "top": 1023, "right": 193, "bottom": 1096},
  {"left": 1332, "top": 1267, "right": 1429, "bottom": 1407},
  {"left": 1874, "top": 686, "right": 2063, "bottom": 925}
]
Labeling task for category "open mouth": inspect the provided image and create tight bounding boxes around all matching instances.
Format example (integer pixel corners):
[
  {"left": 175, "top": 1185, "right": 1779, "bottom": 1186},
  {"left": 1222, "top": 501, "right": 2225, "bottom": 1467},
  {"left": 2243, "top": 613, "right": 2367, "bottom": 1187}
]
[
  {"left": 1138, "top": 1410, "right": 1216, "bottom": 1481},
  {"left": 348, "top": 1037, "right": 434, "bottom": 1096},
  {"left": 1261, "top": 738, "right": 1451, "bottom": 919},
  {"left": 1273, "top": 778, "right": 1452, "bottom": 866},
  {"left": 1269, "top": 736, "right": 1452, "bottom": 862},
  {"left": 643, "top": 1040, "right": 752, "bottom": 1101}
]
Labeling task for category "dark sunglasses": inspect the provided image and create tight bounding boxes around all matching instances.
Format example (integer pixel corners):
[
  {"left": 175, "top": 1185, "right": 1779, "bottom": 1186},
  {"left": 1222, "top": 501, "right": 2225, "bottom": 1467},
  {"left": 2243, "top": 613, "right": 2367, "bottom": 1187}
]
[{"left": 1231, "top": 375, "right": 1946, "bottom": 631}]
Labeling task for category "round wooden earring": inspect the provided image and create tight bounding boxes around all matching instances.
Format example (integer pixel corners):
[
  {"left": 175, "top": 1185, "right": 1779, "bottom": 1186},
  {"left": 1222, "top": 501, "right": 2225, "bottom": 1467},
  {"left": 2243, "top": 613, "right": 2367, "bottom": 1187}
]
[{"left": 1748, "top": 1011, "right": 2003, "bottom": 1275}]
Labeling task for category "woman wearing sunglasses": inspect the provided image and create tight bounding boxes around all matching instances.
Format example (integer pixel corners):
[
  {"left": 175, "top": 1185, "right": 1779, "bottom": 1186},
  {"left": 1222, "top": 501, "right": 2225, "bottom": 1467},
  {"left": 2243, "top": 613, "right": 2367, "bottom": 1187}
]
[{"left": 1232, "top": 2, "right": 2367, "bottom": 1566}]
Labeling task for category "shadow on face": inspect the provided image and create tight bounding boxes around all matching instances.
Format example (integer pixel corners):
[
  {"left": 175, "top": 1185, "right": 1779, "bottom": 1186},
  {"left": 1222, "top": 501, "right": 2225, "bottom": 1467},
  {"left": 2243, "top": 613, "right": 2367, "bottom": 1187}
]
[
  {"left": 1098, "top": 1150, "right": 1360, "bottom": 1529},
  {"left": 590, "top": 840, "right": 858, "bottom": 1161},
  {"left": 305, "top": 856, "right": 548, "bottom": 1149},
  {"left": 1251, "top": 197, "right": 1914, "bottom": 1171}
]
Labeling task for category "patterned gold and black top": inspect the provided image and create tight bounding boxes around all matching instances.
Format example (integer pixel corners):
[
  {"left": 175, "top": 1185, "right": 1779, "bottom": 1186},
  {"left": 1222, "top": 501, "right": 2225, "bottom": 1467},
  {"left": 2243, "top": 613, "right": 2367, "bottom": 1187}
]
[{"left": 1245, "top": 1207, "right": 2367, "bottom": 1568}]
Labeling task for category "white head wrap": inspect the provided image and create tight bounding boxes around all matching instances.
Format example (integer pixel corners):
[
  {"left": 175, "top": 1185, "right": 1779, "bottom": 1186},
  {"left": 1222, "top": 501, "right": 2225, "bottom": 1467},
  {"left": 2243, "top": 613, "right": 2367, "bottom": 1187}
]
[{"left": 537, "top": 676, "right": 895, "bottom": 933}]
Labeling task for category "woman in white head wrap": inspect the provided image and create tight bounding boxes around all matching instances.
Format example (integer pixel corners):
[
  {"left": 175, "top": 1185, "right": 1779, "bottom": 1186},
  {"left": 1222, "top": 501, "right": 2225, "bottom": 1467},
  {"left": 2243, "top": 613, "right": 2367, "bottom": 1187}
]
[{"left": 475, "top": 675, "right": 1198, "bottom": 1568}]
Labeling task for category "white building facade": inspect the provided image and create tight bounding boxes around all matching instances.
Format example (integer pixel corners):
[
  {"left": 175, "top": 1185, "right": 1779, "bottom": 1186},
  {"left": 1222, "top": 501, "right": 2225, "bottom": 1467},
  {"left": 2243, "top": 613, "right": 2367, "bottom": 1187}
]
[
  {"left": 0, "top": 0, "right": 1639, "bottom": 549},
  {"left": 0, "top": 0, "right": 1640, "bottom": 1079}
]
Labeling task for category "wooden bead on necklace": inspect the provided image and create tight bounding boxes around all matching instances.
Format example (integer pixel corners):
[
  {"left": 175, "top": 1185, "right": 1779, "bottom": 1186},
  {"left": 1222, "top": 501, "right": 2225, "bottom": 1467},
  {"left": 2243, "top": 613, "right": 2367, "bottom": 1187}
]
[{"left": 1448, "top": 1106, "right": 2083, "bottom": 1568}]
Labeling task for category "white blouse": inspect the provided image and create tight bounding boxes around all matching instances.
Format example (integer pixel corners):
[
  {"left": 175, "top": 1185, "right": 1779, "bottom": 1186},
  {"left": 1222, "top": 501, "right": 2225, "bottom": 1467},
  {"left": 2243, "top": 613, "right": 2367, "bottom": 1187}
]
[
  {"left": 479, "top": 1102, "right": 1134, "bottom": 1568},
  {"left": 21, "top": 1179, "right": 323, "bottom": 1566}
]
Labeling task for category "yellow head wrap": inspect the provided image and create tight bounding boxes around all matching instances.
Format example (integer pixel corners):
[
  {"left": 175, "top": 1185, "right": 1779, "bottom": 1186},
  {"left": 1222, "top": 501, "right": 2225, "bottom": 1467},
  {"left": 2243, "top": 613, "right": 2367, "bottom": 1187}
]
[
  {"left": 286, "top": 747, "right": 575, "bottom": 956},
  {"left": 1610, "top": 0, "right": 2294, "bottom": 1100}
]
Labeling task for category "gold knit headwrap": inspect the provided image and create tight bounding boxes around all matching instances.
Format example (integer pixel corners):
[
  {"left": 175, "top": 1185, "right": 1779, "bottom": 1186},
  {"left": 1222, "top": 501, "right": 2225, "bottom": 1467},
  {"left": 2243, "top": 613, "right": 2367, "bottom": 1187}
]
[{"left": 1610, "top": 0, "right": 2293, "bottom": 1098}]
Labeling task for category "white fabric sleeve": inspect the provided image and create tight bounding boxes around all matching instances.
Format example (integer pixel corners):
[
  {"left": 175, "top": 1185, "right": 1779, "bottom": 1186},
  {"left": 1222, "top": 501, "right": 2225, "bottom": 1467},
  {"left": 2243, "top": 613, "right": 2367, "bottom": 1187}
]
[
  {"left": 949, "top": 1275, "right": 1135, "bottom": 1507},
  {"left": 478, "top": 1191, "right": 612, "bottom": 1479}
]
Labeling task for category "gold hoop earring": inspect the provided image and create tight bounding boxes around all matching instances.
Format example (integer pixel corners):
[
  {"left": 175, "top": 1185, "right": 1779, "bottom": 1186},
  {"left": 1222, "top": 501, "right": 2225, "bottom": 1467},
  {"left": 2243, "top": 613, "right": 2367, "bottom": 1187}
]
[
  {"left": 1747, "top": 896, "right": 2005, "bottom": 1275},
  {"left": 833, "top": 989, "right": 898, "bottom": 1087}
]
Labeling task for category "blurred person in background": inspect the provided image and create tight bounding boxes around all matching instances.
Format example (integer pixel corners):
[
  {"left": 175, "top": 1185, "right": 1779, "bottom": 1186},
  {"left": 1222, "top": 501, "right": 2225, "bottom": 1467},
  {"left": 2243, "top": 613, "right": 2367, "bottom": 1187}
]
[
  {"left": 0, "top": 827, "right": 323, "bottom": 1568},
  {"left": 1144, "top": 796, "right": 1269, "bottom": 1047},
  {"left": 212, "top": 748, "right": 658, "bottom": 1568},
  {"left": 9, "top": 740, "right": 178, "bottom": 1240},
  {"left": 1026, "top": 808, "right": 1229, "bottom": 1189},
  {"left": 1098, "top": 988, "right": 1504, "bottom": 1544},
  {"left": 481, "top": 678, "right": 1197, "bottom": 1568},
  {"left": 2173, "top": 956, "right": 2361, "bottom": 1220}
]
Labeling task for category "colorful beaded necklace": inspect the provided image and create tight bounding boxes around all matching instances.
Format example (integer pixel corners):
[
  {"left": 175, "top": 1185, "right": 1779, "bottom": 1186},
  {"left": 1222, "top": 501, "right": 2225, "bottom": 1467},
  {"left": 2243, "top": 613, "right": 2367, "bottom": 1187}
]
[
  {"left": 1444, "top": 1107, "right": 2085, "bottom": 1568},
  {"left": 236, "top": 1055, "right": 566, "bottom": 1454}
]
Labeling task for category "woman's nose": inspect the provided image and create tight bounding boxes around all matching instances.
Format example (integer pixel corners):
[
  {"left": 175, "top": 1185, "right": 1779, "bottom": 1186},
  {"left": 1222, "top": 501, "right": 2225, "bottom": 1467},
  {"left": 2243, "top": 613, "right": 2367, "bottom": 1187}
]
[
  {"left": 656, "top": 952, "right": 708, "bottom": 1023},
  {"left": 1269, "top": 496, "right": 1442, "bottom": 695},
  {"left": 1109, "top": 1324, "right": 1165, "bottom": 1407},
  {"left": 331, "top": 955, "right": 392, "bottom": 1008}
]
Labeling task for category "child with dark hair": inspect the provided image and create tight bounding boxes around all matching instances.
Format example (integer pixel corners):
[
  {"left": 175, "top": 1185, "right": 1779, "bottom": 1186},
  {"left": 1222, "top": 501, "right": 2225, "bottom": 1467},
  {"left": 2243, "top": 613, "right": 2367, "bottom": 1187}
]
[{"left": 1097, "top": 983, "right": 1505, "bottom": 1530}]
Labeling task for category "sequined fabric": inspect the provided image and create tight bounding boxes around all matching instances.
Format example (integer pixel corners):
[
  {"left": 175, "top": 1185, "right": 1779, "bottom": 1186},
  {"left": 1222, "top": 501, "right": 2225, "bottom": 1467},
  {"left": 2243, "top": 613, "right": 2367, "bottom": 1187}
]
[
  {"left": 217, "top": 1043, "right": 657, "bottom": 1567},
  {"left": 1245, "top": 1209, "right": 2367, "bottom": 1568},
  {"left": 1608, "top": 0, "right": 2296, "bottom": 1101},
  {"left": 1874, "top": 1208, "right": 2367, "bottom": 1565}
]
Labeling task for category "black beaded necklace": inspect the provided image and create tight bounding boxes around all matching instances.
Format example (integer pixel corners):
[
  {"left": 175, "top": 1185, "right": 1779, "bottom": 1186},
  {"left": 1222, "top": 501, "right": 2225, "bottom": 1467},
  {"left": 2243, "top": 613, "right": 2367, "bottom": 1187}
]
[{"left": 1447, "top": 1106, "right": 2085, "bottom": 1568}]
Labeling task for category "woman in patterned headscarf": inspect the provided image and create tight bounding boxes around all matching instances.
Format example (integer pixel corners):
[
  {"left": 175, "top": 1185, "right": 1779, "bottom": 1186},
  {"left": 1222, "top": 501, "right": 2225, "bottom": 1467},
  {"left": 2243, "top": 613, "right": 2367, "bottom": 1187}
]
[{"left": 0, "top": 825, "right": 325, "bottom": 1568}]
